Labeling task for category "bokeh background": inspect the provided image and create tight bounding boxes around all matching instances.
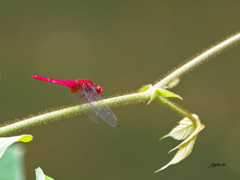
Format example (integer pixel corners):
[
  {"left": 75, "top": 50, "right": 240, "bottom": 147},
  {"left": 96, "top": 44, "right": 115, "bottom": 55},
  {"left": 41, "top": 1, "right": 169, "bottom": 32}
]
[{"left": 0, "top": 1, "right": 240, "bottom": 179}]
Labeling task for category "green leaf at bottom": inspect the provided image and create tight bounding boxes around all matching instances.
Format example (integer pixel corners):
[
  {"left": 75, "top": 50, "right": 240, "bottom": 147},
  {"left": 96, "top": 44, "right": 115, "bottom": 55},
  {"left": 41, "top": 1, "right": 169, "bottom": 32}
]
[
  {"left": 0, "top": 135, "right": 33, "bottom": 159},
  {"left": 0, "top": 144, "right": 26, "bottom": 180},
  {"left": 35, "top": 167, "right": 54, "bottom": 180}
]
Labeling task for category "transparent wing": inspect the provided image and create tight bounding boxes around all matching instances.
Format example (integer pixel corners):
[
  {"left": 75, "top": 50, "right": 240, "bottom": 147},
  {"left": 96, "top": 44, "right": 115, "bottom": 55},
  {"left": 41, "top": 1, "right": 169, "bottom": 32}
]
[
  {"left": 82, "top": 84, "right": 117, "bottom": 127},
  {"left": 70, "top": 90, "right": 99, "bottom": 124}
]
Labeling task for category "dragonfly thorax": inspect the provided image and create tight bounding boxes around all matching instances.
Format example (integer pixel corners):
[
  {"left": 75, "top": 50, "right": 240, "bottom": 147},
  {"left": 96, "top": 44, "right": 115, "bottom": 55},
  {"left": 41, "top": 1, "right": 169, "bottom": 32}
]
[{"left": 76, "top": 79, "right": 103, "bottom": 94}]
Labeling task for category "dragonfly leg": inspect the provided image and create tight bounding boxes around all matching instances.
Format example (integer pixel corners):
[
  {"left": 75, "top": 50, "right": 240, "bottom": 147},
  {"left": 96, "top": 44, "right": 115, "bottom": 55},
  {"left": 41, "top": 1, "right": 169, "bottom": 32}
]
[{"left": 76, "top": 94, "right": 85, "bottom": 104}]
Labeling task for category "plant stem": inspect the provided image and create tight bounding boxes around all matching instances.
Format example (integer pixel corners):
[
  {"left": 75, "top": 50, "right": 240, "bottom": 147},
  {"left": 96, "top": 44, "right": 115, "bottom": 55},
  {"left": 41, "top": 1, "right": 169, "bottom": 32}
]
[
  {"left": 153, "top": 32, "right": 240, "bottom": 89},
  {"left": 0, "top": 92, "right": 149, "bottom": 135},
  {"left": 0, "top": 32, "right": 239, "bottom": 135},
  {"left": 157, "top": 97, "right": 198, "bottom": 123}
]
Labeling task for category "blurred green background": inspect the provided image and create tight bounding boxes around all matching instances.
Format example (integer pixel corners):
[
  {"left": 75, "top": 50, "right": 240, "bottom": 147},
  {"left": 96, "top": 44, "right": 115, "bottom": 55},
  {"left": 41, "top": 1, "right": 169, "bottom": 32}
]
[{"left": 0, "top": 1, "right": 240, "bottom": 179}]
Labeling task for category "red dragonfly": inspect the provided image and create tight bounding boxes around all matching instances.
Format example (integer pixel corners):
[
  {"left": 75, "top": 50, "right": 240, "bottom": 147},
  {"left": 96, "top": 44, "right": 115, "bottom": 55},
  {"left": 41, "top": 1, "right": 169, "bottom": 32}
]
[{"left": 32, "top": 75, "right": 117, "bottom": 127}]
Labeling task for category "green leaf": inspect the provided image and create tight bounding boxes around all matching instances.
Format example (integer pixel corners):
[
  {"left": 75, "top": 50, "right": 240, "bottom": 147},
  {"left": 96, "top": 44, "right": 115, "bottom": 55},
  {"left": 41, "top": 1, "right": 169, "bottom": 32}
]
[
  {"left": 165, "top": 77, "right": 180, "bottom": 89},
  {"left": 155, "top": 115, "right": 205, "bottom": 172},
  {"left": 0, "top": 135, "right": 33, "bottom": 159},
  {"left": 155, "top": 136, "right": 197, "bottom": 173},
  {"left": 148, "top": 88, "right": 182, "bottom": 105},
  {"left": 0, "top": 144, "right": 26, "bottom": 180},
  {"left": 35, "top": 167, "right": 54, "bottom": 180},
  {"left": 138, "top": 84, "right": 152, "bottom": 92},
  {"left": 169, "top": 121, "right": 205, "bottom": 153},
  {"left": 160, "top": 117, "right": 195, "bottom": 140},
  {"left": 156, "top": 89, "right": 183, "bottom": 100},
  {"left": 148, "top": 89, "right": 161, "bottom": 104}
]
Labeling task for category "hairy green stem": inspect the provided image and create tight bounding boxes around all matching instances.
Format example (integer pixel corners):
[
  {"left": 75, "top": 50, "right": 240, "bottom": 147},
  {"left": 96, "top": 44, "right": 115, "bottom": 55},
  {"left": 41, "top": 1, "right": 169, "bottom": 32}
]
[
  {"left": 0, "top": 32, "right": 239, "bottom": 135},
  {"left": 153, "top": 32, "right": 240, "bottom": 89},
  {"left": 0, "top": 92, "right": 149, "bottom": 135},
  {"left": 157, "top": 97, "right": 198, "bottom": 123}
]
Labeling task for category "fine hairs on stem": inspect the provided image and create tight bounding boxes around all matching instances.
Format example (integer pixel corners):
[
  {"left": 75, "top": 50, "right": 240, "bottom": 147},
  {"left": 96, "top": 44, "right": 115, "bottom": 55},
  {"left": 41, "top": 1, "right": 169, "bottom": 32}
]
[{"left": 153, "top": 32, "right": 240, "bottom": 89}]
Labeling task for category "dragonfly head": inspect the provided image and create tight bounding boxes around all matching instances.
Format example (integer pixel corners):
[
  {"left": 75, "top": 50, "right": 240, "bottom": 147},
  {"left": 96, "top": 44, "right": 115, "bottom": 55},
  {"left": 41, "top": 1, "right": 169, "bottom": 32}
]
[{"left": 95, "top": 84, "right": 103, "bottom": 94}]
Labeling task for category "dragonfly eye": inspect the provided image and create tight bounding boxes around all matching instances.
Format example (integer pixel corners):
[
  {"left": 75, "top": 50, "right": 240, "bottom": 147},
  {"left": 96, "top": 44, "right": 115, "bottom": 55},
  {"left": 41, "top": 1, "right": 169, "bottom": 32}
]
[{"left": 95, "top": 84, "right": 103, "bottom": 94}]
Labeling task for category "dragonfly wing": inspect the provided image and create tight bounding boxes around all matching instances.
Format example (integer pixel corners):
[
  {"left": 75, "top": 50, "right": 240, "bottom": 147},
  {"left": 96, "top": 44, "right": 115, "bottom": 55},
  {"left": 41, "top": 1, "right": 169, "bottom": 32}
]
[
  {"left": 70, "top": 90, "right": 99, "bottom": 124},
  {"left": 95, "top": 104, "right": 117, "bottom": 127},
  {"left": 84, "top": 111, "right": 99, "bottom": 124},
  {"left": 82, "top": 84, "right": 117, "bottom": 127}
]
